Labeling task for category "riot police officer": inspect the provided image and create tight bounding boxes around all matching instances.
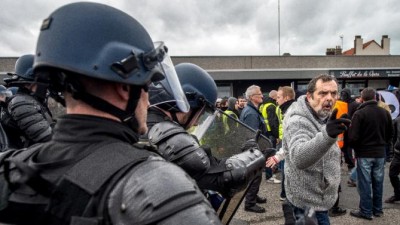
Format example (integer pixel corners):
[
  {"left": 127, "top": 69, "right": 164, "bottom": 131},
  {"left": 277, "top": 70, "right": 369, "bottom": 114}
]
[
  {"left": 1, "top": 54, "right": 53, "bottom": 149},
  {"left": 0, "top": 2, "right": 221, "bottom": 225},
  {"left": 0, "top": 85, "right": 12, "bottom": 151},
  {"left": 147, "top": 63, "right": 266, "bottom": 200}
]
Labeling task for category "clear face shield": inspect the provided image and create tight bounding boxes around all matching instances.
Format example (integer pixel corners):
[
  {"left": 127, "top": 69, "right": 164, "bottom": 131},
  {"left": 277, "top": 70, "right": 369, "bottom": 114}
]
[{"left": 148, "top": 41, "right": 190, "bottom": 113}]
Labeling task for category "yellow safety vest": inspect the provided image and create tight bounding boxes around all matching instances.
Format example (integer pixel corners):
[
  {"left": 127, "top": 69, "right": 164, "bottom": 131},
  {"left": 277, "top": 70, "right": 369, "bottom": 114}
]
[
  {"left": 276, "top": 106, "right": 283, "bottom": 139},
  {"left": 222, "top": 110, "right": 238, "bottom": 134},
  {"left": 259, "top": 102, "right": 276, "bottom": 132}
]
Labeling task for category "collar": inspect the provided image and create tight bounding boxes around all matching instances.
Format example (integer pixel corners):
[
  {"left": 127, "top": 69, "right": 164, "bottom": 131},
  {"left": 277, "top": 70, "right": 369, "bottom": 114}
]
[
  {"left": 357, "top": 100, "right": 378, "bottom": 110},
  {"left": 52, "top": 114, "right": 139, "bottom": 144},
  {"left": 280, "top": 99, "right": 295, "bottom": 114}
]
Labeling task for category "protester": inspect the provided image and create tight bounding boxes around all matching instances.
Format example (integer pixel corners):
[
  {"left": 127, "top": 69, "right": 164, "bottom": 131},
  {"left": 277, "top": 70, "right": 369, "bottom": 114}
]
[
  {"left": 266, "top": 86, "right": 296, "bottom": 200},
  {"left": 349, "top": 87, "right": 393, "bottom": 220},
  {"left": 283, "top": 74, "right": 350, "bottom": 225},
  {"left": 386, "top": 114, "right": 400, "bottom": 204},
  {"left": 240, "top": 85, "right": 268, "bottom": 213},
  {"left": 237, "top": 95, "right": 247, "bottom": 115},
  {"left": 260, "top": 90, "right": 281, "bottom": 184},
  {"left": 222, "top": 96, "right": 240, "bottom": 134}
]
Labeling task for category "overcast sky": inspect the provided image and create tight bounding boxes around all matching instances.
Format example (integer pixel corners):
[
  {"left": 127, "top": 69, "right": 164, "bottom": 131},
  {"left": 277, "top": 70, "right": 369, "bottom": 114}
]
[{"left": 1, "top": 0, "right": 400, "bottom": 57}]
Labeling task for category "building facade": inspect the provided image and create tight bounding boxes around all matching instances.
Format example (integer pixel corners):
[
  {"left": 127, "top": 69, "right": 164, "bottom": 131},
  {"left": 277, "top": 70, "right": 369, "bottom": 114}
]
[
  {"left": 172, "top": 55, "right": 400, "bottom": 98},
  {"left": 1, "top": 54, "right": 399, "bottom": 98}
]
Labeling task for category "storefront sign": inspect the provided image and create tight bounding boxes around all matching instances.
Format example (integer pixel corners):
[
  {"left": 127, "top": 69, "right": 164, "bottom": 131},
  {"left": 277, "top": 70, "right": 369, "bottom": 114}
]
[{"left": 330, "top": 69, "right": 400, "bottom": 78}]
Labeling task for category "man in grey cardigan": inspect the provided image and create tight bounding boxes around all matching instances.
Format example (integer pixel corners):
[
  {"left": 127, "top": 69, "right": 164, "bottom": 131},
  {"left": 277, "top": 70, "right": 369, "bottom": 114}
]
[{"left": 283, "top": 74, "right": 351, "bottom": 225}]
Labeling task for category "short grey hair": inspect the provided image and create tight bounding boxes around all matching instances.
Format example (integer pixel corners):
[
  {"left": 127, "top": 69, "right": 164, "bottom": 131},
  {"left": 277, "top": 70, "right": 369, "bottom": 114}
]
[{"left": 245, "top": 85, "right": 261, "bottom": 100}]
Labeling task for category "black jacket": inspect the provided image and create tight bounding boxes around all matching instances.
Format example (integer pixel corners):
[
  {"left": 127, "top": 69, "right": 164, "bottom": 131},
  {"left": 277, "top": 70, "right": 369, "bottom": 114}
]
[
  {"left": 0, "top": 114, "right": 220, "bottom": 225},
  {"left": 393, "top": 116, "right": 400, "bottom": 156},
  {"left": 348, "top": 100, "right": 393, "bottom": 158},
  {"left": 280, "top": 99, "right": 296, "bottom": 115}
]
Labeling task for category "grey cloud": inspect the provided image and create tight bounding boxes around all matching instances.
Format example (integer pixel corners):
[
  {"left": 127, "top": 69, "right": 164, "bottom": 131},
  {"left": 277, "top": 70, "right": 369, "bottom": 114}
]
[{"left": 1, "top": 0, "right": 400, "bottom": 57}]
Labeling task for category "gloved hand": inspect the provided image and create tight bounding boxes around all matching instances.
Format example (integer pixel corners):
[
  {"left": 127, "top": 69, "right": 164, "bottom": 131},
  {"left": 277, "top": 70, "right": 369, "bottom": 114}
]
[
  {"left": 240, "top": 138, "right": 259, "bottom": 151},
  {"left": 261, "top": 147, "right": 276, "bottom": 159},
  {"left": 326, "top": 108, "right": 351, "bottom": 138}
]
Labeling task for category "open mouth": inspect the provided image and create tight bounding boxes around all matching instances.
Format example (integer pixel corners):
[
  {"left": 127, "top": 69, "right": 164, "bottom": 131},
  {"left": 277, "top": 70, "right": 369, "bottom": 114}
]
[{"left": 323, "top": 105, "right": 332, "bottom": 110}]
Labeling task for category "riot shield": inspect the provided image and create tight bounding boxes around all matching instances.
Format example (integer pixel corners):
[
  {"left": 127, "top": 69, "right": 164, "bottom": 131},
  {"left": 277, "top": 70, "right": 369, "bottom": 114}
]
[
  {"left": 191, "top": 109, "right": 273, "bottom": 158},
  {"left": 190, "top": 109, "right": 274, "bottom": 224}
]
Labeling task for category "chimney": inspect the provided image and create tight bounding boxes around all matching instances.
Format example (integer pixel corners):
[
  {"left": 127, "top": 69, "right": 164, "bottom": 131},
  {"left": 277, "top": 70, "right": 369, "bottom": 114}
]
[
  {"left": 335, "top": 45, "right": 342, "bottom": 55},
  {"left": 381, "top": 35, "right": 390, "bottom": 55},
  {"left": 354, "top": 35, "right": 363, "bottom": 55}
]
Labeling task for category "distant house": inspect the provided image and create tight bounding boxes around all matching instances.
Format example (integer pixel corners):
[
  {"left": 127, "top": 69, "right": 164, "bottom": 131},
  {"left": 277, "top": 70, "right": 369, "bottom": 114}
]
[{"left": 343, "top": 35, "right": 390, "bottom": 55}]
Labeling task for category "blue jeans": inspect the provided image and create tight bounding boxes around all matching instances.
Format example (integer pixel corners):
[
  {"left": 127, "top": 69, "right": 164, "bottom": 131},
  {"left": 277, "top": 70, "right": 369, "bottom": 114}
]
[
  {"left": 291, "top": 204, "right": 329, "bottom": 225},
  {"left": 356, "top": 157, "right": 385, "bottom": 217},
  {"left": 350, "top": 166, "right": 357, "bottom": 182}
]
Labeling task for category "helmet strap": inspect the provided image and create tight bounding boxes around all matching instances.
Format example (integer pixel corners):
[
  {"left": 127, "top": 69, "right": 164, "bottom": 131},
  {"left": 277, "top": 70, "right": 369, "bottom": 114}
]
[
  {"left": 34, "top": 82, "right": 49, "bottom": 104},
  {"left": 183, "top": 110, "right": 196, "bottom": 129},
  {"left": 67, "top": 79, "right": 142, "bottom": 132},
  {"left": 170, "top": 112, "right": 179, "bottom": 123}
]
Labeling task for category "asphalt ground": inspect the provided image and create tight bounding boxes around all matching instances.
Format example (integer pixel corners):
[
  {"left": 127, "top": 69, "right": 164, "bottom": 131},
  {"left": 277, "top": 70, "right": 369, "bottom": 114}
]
[{"left": 232, "top": 162, "right": 400, "bottom": 225}]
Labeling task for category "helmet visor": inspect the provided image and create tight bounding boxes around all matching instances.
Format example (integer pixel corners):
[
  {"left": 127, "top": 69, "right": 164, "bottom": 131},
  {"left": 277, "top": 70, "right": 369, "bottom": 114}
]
[{"left": 149, "top": 41, "right": 189, "bottom": 113}]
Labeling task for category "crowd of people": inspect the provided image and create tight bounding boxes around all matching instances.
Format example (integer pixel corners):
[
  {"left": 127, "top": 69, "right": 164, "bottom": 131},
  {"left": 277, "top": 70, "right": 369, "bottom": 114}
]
[
  {"left": 214, "top": 76, "right": 400, "bottom": 224},
  {"left": 0, "top": 2, "right": 399, "bottom": 225}
]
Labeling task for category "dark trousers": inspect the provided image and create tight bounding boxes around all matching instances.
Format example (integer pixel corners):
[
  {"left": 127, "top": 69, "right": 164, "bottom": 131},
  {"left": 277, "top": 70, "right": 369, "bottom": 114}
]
[
  {"left": 245, "top": 170, "right": 262, "bottom": 207},
  {"left": 280, "top": 160, "right": 286, "bottom": 198},
  {"left": 386, "top": 144, "right": 393, "bottom": 161},
  {"left": 389, "top": 153, "right": 400, "bottom": 198},
  {"left": 332, "top": 184, "right": 341, "bottom": 209},
  {"left": 341, "top": 142, "right": 354, "bottom": 168}
]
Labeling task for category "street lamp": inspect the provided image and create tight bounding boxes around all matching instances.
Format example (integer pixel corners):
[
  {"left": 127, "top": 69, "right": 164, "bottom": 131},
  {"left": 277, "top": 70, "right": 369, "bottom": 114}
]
[
  {"left": 278, "top": 0, "right": 281, "bottom": 56},
  {"left": 340, "top": 35, "right": 344, "bottom": 51}
]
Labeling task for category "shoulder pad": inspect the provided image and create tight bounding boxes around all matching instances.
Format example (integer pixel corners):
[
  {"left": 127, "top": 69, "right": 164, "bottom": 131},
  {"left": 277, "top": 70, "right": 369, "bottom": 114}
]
[
  {"left": 148, "top": 123, "right": 210, "bottom": 179},
  {"left": 108, "top": 157, "right": 220, "bottom": 224},
  {"left": 148, "top": 121, "right": 187, "bottom": 145},
  {"left": 8, "top": 95, "right": 52, "bottom": 143},
  {"left": 8, "top": 95, "right": 40, "bottom": 119},
  {"left": 8, "top": 95, "right": 37, "bottom": 109}
]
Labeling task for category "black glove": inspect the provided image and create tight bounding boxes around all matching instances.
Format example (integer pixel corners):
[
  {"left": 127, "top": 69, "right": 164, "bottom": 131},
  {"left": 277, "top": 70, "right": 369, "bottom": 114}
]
[
  {"left": 240, "top": 138, "right": 259, "bottom": 151},
  {"left": 326, "top": 108, "right": 351, "bottom": 138},
  {"left": 261, "top": 148, "right": 276, "bottom": 159}
]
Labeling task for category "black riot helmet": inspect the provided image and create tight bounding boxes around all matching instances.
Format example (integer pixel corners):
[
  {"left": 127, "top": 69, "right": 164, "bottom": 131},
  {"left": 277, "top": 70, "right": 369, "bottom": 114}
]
[
  {"left": 150, "top": 63, "right": 217, "bottom": 113},
  {"left": 33, "top": 2, "right": 188, "bottom": 129}
]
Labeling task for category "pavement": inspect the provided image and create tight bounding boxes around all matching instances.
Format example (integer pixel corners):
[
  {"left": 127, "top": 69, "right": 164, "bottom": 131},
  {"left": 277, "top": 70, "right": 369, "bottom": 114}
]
[{"left": 232, "top": 163, "right": 400, "bottom": 225}]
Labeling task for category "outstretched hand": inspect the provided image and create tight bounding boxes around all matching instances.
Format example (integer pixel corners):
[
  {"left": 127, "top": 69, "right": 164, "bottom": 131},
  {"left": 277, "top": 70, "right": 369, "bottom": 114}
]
[
  {"left": 326, "top": 108, "right": 351, "bottom": 138},
  {"left": 266, "top": 156, "right": 279, "bottom": 168}
]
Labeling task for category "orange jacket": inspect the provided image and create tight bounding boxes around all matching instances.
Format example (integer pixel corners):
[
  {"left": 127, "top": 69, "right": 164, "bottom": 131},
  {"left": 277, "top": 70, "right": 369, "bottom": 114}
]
[{"left": 334, "top": 100, "right": 348, "bottom": 148}]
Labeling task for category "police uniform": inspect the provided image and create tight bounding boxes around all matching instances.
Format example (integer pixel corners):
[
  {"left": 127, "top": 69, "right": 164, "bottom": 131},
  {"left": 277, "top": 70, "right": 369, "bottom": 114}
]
[
  {"left": 0, "top": 2, "right": 223, "bottom": 225},
  {"left": 147, "top": 107, "right": 265, "bottom": 198},
  {"left": 0, "top": 114, "right": 220, "bottom": 225},
  {"left": 1, "top": 88, "right": 53, "bottom": 149}
]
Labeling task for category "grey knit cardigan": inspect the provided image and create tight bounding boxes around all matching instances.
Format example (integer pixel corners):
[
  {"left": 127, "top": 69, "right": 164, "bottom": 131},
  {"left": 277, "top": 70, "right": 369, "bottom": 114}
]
[{"left": 283, "top": 95, "right": 341, "bottom": 211}]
